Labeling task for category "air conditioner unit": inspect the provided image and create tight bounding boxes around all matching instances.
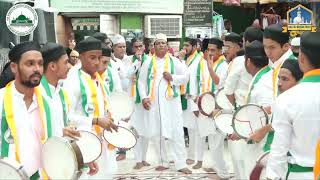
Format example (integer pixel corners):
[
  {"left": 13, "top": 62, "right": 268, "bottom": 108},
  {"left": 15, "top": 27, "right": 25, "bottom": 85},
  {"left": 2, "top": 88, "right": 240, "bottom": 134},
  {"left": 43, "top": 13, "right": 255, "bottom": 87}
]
[{"left": 144, "top": 15, "right": 182, "bottom": 38}]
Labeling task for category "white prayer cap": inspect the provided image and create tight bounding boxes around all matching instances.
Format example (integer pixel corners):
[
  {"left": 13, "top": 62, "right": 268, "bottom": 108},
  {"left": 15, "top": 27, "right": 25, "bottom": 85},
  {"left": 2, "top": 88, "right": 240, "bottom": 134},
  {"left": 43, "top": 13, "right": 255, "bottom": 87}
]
[
  {"left": 111, "top": 34, "right": 125, "bottom": 45},
  {"left": 155, "top": 33, "right": 167, "bottom": 42},
  {"left": 291, "top": 37, "right": 300, "bottom": 47}
]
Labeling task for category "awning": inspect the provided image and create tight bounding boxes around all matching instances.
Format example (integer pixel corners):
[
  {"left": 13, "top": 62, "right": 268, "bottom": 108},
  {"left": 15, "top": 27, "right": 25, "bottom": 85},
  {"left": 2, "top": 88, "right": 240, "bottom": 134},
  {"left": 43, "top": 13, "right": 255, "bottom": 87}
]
[
  {"left": 213, "top": 0, "right": 320, "bottom": 5},
  {"left": 71, "top": 18, "right": 100, "bottom": 31}
]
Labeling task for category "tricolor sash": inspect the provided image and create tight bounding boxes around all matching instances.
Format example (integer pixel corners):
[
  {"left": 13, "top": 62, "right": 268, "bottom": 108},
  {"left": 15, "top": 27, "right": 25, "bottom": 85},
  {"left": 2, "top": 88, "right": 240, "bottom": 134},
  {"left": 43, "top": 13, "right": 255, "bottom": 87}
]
[
  {"left": 180, "top": 51, "right": 199, "bottom": 95},
  {"left": 147, "top": 53, "right": 178, "bottom": 101},
  {"left": 40, "top": 77, "right": 70, "bottom": 126},
  {"left": 78, "top": 69, "right": 109, "bottom": 134},
  {"left": 130, "top": 53, "right": 147, "bottom": 104},
  {"left": 0, "top": 81, "right": 52, "bottom": 162},
  {"left": 207, "top": 55, "right": 225, "bottom": 92}
]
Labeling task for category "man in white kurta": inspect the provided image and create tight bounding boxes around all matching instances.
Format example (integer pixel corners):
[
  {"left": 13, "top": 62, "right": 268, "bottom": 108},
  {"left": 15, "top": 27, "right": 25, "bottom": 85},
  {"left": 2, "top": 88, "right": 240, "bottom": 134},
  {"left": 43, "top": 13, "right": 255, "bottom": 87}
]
[
  {"left": 138, "top": 33, "right": 191, "bottom": 174},
  {"left": 266, "top": 32, "right": 320, "bottom": 180},
  {"left": 196, "top": 38, "right": 229, "bottom": 178},
  {"left": 0, "top": 41, "right": 45, "bottom": 179},
  {"left": 63, "top": 37, "right": 117, "bottom": 179},
  {"left": 179, "top": 38, "right": 204, "bottom": 167},
  {"left": 128, "top": 37, "right": 151, "bottom": 169},
  {"left": 242, "top": 40, "right": 273, "bottom": 179}
]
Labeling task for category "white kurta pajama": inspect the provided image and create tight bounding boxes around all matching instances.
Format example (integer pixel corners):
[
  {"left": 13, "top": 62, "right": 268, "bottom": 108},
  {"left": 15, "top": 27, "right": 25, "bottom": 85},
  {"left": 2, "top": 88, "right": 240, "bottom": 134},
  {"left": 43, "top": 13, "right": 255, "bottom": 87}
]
[
  {"left": 125, "top": 54, "right": 150, "bottom": 163},
  {"left": 266, "top": 74, "right": 320, "bottom": 180},
  {"left": 63, "top": 69, "right": 117, "bottom": 179},
  {"left": 138, "top": 54, "right": 189, "bottom": 170},
  {"left": 181, "top": 51, "right": 204, "bottom": 162},
  {"left": 224, "top": 55, "right": 252, "bottom": 180},
  {"left": 195, "top": 57, "right": 229, "bottom": 177},
  {"left": 0, "top": 82, "right": 44, "bottom": 177}
]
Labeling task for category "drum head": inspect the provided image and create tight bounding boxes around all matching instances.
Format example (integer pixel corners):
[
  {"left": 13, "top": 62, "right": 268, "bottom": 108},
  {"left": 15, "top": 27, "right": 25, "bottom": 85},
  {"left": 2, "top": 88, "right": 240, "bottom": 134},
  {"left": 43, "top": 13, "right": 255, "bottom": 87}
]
[
  {"left": 215, "top": 88, "right": 233, "bottom": 110},
  {"left": 42, "top": 136, "right": 81, "bottom": 179},
  {"left": 232, "top": 104, "right": 268, "bottom": 139},
  {"left": 250, "top": 151, "right": 270, "bottom": 180},
  {"left": 0, "top": 158, "right": 28, "bottom": 180},
  {"left": 103, "top": 126, "right": 137, "bottom": 149},
  {"left": 214, "top": 110, "right": 234, "bottom": 135},
  {"left": 76, "top": 131, "right": 102, "bottom": 163},
  {"left": 198, "top": 92, "right": 215, "bottom": 116},
  {"left": 109, "top": 92, "right": 134, "bottom": 121}
]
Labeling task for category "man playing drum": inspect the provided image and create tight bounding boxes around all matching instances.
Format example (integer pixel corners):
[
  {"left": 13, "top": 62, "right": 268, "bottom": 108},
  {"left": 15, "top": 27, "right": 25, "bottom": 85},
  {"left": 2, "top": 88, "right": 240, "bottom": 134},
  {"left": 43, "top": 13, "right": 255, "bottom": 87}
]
[
  {"left": 63, "top": 37, "right": 118, "bottom": 179},
  {"left": 0, "top": 41, "right": 51, "bottom": 179},
  {"left": 138, "top": 33, "right": 191, "bottom": 174},
  {"left": 266, "top": 32, "right": 320, "bottom": 180},
  {"left": 242, "top": 40, "right": 273, "bottom": 179}
]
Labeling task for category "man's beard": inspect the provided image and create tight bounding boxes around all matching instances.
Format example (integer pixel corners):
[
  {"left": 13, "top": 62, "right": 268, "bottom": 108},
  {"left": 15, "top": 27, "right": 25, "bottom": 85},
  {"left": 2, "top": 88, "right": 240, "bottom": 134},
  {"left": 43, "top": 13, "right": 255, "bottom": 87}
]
[
  {"left": 293, "top": 52, "right": 299, "bottom": 58},
  {"left": 20, "top": 72, "right": 42, "bottom": 88}
]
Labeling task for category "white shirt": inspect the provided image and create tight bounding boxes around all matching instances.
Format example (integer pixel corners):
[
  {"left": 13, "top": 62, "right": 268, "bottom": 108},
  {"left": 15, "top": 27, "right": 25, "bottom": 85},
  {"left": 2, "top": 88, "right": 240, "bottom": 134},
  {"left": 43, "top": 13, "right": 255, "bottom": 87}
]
[
  {"left": 248, "top": 71, "right": 273, "bottom": 107},
  {"left": 214, "top": 59, "right": 229, "bottom": 93},
  {"left": 224, "top": 56, "right": 252, "bottom": 106},
  {"left": 39, "top": 81, "right": 65, "bottom": 137},
  {"left": 266, "top": 82, "right": 320, "bottom": 179},
  {"left": 111, "top": 54, "right": 141, "bottom": 91},
  {"left": 0, "top": 82, "right": 43, "bottom": 176}
]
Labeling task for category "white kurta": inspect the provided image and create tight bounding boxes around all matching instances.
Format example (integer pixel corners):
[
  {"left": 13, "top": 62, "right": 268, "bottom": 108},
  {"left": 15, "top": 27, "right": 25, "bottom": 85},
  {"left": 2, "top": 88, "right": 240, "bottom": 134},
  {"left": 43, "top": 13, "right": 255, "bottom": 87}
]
[
  {"left": 39, "top": 81, "right": 65, "bottom": 137},
  {"left": 111, "top": 54, "right": 141, "bottom": 91},
  {"left": 224, "top": 55, "right": 252, "bottom": 107},
  {"left": 63, "top": 69, "right": 117, "bottom": 179},
  {"left": 0, "top": 82, "right": 43, "bottom": 177},
  {"left": 103, "top": 66, "right": 123, "bottom": 93},
  {"left": 266, "top": 82, "right": 320, "bottom": 180},
  {"left": 138, "top": 55, "right": 189, "bottom": 139}
]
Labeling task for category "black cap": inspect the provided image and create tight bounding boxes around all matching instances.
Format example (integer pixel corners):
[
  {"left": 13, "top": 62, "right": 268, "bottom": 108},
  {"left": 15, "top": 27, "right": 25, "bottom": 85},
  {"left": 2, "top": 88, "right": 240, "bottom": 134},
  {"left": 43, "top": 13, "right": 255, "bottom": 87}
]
[
  {"left": 245, "top": 40, "right": 268, "bottom": 68},
  {"left": 208, "top": 38, "right": 223, "bottom": 49},
  {"left": 244, "top": 27, "right": 263, "bottom": 43},
  {"left": 263, "top": 24, "right": 289, "bottom": 45},
  {"left": 9, "top": 41, "right": 41, "bottom": 63},
  {"left": 92, "top": 32, "right": 108, "bottom": 42},
  {"left": 76, "top": 37, "right": 102, "bottom": 54},
  {"left": 225, "top": 32, "right": 242, "bottom": 44},
  {"left": 281, "top": 60, "right": 303, "bottom": 81},
  {"left": 41, "top": 42, "right": 67, "bottom": 66}
]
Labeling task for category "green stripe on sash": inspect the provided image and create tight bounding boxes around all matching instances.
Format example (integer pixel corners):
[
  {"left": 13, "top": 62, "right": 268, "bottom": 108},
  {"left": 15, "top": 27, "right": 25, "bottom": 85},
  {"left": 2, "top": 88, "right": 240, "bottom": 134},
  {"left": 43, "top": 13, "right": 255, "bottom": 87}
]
[
  {"left": 78, "top": 70, "right": 89, "bottom": 117},
  {"left": 1, "top": 105, "right": 9, "bottom": 157}
]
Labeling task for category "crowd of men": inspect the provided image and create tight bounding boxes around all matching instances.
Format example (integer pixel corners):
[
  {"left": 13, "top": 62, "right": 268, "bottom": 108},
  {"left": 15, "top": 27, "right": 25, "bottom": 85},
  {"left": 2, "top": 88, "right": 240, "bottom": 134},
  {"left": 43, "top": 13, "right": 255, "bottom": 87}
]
[{"left": 0, "top": 23, "right": 319, "bottom": 180}]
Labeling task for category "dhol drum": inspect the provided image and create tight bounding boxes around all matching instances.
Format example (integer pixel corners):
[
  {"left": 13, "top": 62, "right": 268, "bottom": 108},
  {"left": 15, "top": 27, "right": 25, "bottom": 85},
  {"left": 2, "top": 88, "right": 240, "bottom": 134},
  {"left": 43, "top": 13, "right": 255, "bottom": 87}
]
[
  {"left": 42, "top": 136, "right": 84, "bottom": 179},
  {"left": 75, "top": 130, "right": 102, "bottom": 164},
  {"left": 215, "top": 88, "right": 234, "bottom": 110},
  {"left": 103, "top": 121, "right": 137, "bottom": 149},
  {"left": 232, "top": 104, "right": 269, "bottom": 139},
  {"left": 250, "top": 151, "right": 270, "bottom": 180},
  {"left": 108, "top": 91, "right": 134, "bottom": 122},
  {"left": 0, "top": 158, "right": 28, "bottom": 180},
  {"left": 197, "top": 92, "right": 216, "bottom": 116},
  {"left": 213, "top": 109, "right": 234, "bottom": 136}
]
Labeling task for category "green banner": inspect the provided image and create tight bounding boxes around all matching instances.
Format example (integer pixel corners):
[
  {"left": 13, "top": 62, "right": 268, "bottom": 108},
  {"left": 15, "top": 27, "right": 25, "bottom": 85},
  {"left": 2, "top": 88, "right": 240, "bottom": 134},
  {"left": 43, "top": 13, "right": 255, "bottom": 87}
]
[{"left": 50, "top": 0, "right": 184, "bottom": 14}]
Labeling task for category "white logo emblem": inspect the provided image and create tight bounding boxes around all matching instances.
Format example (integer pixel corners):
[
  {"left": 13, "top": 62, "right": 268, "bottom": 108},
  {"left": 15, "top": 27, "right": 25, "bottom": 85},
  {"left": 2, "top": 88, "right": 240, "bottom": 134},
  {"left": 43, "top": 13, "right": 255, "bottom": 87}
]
[{"left": 6, "top": 4, "right": 38, "bottom": 36}]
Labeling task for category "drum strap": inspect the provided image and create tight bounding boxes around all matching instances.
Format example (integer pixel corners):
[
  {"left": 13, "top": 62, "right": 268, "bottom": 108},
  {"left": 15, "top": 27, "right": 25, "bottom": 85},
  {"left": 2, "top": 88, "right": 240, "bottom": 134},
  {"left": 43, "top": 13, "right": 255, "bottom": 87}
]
[
  {"left": 0, "top": 81, "right": 52, "bottom": 162},
  {"left": 147, "top": 53, "right": 178, "bottom": 101},
  {"left": 207, "top": 55, "right": 225, "bottom": 93}
]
